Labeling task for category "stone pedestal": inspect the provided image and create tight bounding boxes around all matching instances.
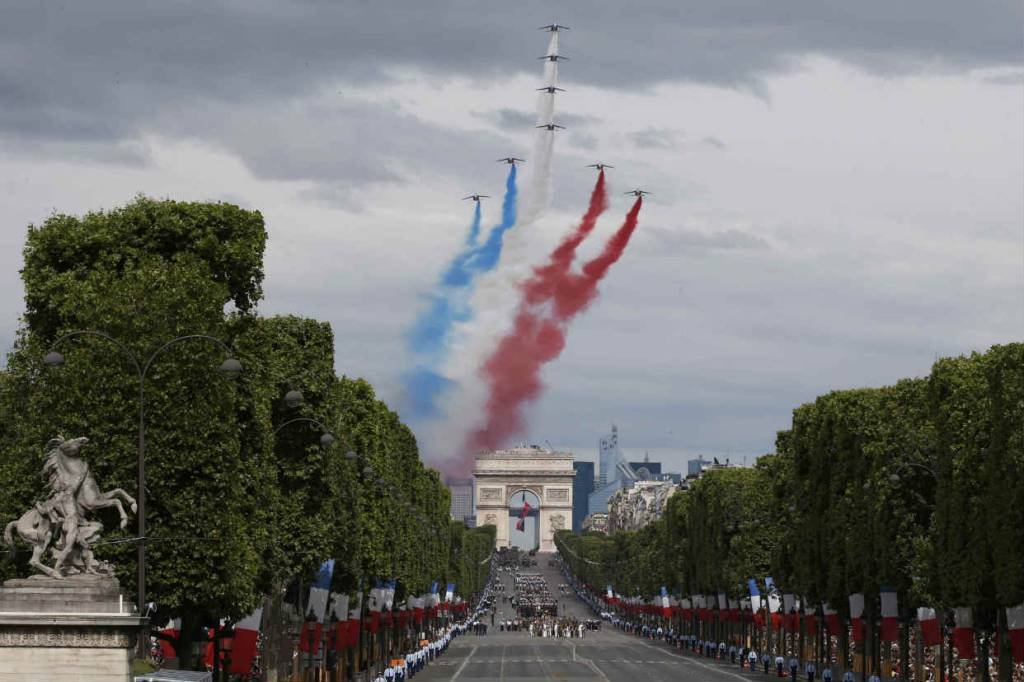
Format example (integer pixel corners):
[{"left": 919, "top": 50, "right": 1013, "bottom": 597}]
[{"left": 0, "top": 575, "right": 147, "bottom": 682}]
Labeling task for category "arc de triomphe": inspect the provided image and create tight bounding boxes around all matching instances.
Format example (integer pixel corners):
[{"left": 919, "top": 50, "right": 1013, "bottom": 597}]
[{"left": 473, "top": 446, "right": 575, "bottom": 553}]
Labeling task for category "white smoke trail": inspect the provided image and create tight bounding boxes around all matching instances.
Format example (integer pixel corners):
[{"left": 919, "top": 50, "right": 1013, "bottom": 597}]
[{"left": 423, "top": 31, "right": 564, "bottom": 467}]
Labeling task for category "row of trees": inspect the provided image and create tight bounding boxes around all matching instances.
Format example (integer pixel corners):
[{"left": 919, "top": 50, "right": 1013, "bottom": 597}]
[
  {"left": 0, "top": 197, "right": 485, "bottom": 672},
  {"left": 557, "top": 342, "right": 1023, "bottom": 679}
]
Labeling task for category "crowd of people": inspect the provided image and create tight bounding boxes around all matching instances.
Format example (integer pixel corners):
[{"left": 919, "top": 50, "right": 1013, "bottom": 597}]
[{"left": 512, "top": 571, "right": 558, "bottom": 617}]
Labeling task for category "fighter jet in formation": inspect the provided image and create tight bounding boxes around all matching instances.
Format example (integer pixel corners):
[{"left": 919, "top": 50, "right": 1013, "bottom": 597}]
[
  {"left": 588, "top": 163, "right": 614, "bottom": 171},
  {"left": 496, "top": 157, "right": 525, "bottom": 166},
  {"left": 624, "top": 189, "right": 652, "bottom": 197},
  {"left": 462, "top": 194, "right": 490, "bottom": 202},
  {"left": 539, "top": 24, "right": 570, "bottom": 32},
  {"left": 538, "top": 54, "right": 569, "bottom": 62},
  {"left": 536, "top": 123, "right": 566, "bottom": 131},
  {"left": 536, "top": 86, "right": 566, "bottom": 94}
]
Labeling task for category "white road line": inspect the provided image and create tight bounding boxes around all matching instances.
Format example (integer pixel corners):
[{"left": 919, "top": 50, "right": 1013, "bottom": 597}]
[
  {"left": 572, "top": 643, "right": 611, "bottom": 681},
  {"left": 451, "top": 645, "right": 477, "bottom": 681},
  {"left": 632, "top": 639, "right": 752, "bottom": 682}
]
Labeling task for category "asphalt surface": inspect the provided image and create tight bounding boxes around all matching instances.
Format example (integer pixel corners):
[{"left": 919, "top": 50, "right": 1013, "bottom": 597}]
[{"left": 415, "top": 560, "right": 762, "bottom": 682}]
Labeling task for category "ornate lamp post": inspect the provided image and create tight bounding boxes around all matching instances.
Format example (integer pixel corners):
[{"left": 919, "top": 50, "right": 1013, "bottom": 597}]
[{"left": 44, "top": 330, "right": 241, "bottom": 650}]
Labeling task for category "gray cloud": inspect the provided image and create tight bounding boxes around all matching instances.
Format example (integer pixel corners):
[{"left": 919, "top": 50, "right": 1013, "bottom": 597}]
[
  {"left": 1, "top": 0, "right": 1018, "bottom": 160},
  {"left": 639, "top": 226, "right": 771, "bottom": 253},
  {"left": 627, "top": 127, "right": 682, "bottom": 150},
  {"left": 701, "top": 136, "right": 726, "bottom": 150},
  {"left": 568, "top": 132, "right": 598, "bottom": 151}
]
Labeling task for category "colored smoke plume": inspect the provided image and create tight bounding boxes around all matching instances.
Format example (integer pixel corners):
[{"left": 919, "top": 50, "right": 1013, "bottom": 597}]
[
  {"left": 464, "top": 195, "right": 643, "bottom": 455},
  {"left": 403, "top": 167, "right": 517, "bottom": 418}
]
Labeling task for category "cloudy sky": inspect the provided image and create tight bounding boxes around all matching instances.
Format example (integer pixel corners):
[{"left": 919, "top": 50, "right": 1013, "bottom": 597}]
[{"left": 1, "top": 1, "right": 1021, "bottom": 474}]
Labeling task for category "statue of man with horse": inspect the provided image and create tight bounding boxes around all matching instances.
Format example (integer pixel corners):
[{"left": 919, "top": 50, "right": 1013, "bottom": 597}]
[{"left": 3, "top": 435, "right": 136, "bottom": 579}]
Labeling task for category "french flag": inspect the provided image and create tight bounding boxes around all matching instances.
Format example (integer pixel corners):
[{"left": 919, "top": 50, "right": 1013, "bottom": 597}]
[
  {"left": 230, "top": 607, "right": 262, "bottom": 675},
  {"left": 849, "top": 593, "right": 865, "bottom": 642},
  {"left": 307, "top": 559, "right": 335, "bottom": 622},
  {"left": 917, "top": 607, "right": 941, "bottom": 647},
  {"left": 1006, "top": 603, "right": 1024, "bottom": 664},
  {"left": 661, "top": 587, "right": 671, "bottom": 619},
  {"left": 953, "top": 607, "right": 974, "bottom": 659},
  {"left": 823, "top": 603, "right": 841, "bottom": 636},
  {"left": 880, "top": 587, "right": 899, "bottom": 642},
  {"left": 445, "top": 583, "right": 455, "bottom": 604},
  {"left": 749, "top": 580, "right": 764, "bottom": 627}
]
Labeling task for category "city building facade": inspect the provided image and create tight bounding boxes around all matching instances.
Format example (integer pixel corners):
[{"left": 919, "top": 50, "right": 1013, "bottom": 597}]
[
  {"left": 582, "top": 512, "right": 609, "bottom": 534},
  {"left": 606, "top": 479, "right": 680, "bottom": 533},
  {"left": 447, "top": 478, "right": 474, "bottom": 526},
  {"left": 571, "top": 461, "right": 595, "bottom": 533}
]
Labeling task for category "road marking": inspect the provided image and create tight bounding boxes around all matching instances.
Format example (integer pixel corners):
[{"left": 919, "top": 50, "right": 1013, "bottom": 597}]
[
  {"left": 631, "top": 639, "right": 751, "bottom": 681},
  {"left": 572, "top": 643, "right": 611, "bottom": 681},
  {"left": 450, "top": 645, "right": 477, "bottom": 681}
]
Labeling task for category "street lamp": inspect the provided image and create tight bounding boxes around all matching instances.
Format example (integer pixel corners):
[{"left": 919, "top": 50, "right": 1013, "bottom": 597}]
[
  {"left": 44, "top": 330, "right": 240, "bottom": 647},
  {"left": 888, "top": 461, "right": 938, "bottom": 485}
]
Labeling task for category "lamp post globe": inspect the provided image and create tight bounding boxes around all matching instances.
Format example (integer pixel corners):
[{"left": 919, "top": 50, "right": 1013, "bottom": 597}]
[
  {"left": 345, "top": 451, "right": 358, "bottom": 462},
  {"left": 284, "top": 389, "right": 304, "bottom": 408},
  {"left": 889, "top": 473, "right": 901, "bottom": 485},
  {"left": 319, "top": 432, "right": 335, "bottom": 448},
  {"left": 43, "top": 351, "right": 65, "bottom": 367},
  {"left": 218, "top": 357, "right": 243, "bottom": 377}
]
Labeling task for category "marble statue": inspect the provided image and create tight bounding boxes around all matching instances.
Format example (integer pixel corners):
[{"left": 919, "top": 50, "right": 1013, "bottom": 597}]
[{"left": 3, "top": 436, "right": 136, "bottom": 579}]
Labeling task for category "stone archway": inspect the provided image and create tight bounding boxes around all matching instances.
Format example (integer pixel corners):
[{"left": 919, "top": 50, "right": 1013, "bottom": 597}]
[{"left": 472, "top": 446, "right": 575, "bottom": 553}]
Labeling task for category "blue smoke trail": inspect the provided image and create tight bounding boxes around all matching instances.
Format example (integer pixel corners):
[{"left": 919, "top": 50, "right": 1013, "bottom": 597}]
[{"left": 404, "top": 165, "right": 518, "bottom": 419}]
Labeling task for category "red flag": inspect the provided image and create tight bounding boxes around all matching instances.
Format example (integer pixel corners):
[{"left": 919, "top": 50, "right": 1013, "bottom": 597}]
[
  {"left": 157, "top": 619, "right": 180, "bottom": 660},
  {"left": 849, "top": 593, "right": 865, "bottom": 642},
  {"left": 1006, "top": 604, "right": 1024, "bottom": 664},
  {"left": 880, "top": 589, "right": 899, "bottom": 642},
  {"left": 230, "top": 608, "right": 262, "bottom": 675},
  {"left": 918, "top": 607, "right": 941, "bottom": 647},
  {"left": 516, "top": 518, "right": 525, "bottom": 531},
  {"left": 346, "top": 618, "right": 360, "bottom": 647},
  {"left": 298, "top": 622, "right": 323, "bottom": 653},
  {"left": 953, "top": 607, "right": 974, "bottom": 659},
  {"left": 333, "top": 621, "right": 348, "bottom": 652},
  {"left": 804, "top": 608, "right": 817, "bottom": 634},
  {"left": 824, "top": 605, "right": 841, "bottom": 636}
]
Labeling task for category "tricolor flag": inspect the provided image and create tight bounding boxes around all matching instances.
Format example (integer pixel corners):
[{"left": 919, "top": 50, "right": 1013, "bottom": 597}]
[
  {"left": 766, "top": 578, "right": 782, "bottom": 631},
  {"left": 661, "top": 587, "right": 671, "bottom": 619},
  {"left": 880, "top": 587, "right": 899, "bottom": 642},
  {"left": 230, "top": 607, "right": 263, "bottom": 675},
  {"left": 306, "top": 559, "right": 335, "bottom": 623},
  {"left": 849, "top": 593, "right": 865, "bottom": 642},
  {"left": 748, "top": 579, "right": 762, "bottom": 613},
  {"left": 1006, "top": 602, "right": 1024, "bottom": 664},
  {"left": 804, "top": 606, "right": 817, "bottom": 633},
  {"left": 824, "top": 603, "right": 841, "bottom": 636},
  {"left": 445, "top": 583, "right": 455, "bottom": 603},
  {"left": 917, "top": 607, "right": 941, "bottom": 647},
  {"left": 953, "top": 607, "right": 974, "bottom": 659},
  {"left": 384, "top": 580, "right": 397, "bottom": 611},
  {"left": 347, "top": 592, "right": 362, "bottom": 648},
  {"left": 782, "top": 593, "right": 796, "bottom": 630}
]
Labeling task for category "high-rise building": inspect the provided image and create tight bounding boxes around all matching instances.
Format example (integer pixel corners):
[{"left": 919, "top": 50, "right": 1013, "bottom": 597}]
[
  {"left": 597, "top": 424, "right": 627, "bottom": 488},
  {"left": 447, "top": 478, "right": 474, "bottom": 525},
  {"left": 572, "top": 461, "right": 595, "bottom": 533},
  {"left": 628, "top": 460, "right": 662, "bottom": 479}
]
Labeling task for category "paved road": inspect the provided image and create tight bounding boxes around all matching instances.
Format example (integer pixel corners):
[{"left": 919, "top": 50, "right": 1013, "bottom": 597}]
[{"left": 416, "top": 560, "right": 761, "bottom": 682}]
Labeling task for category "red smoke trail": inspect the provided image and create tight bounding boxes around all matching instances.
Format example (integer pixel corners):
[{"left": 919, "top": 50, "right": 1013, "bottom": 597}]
[
  {"left": 522, "top": 170, "right": 608, "bottom": 306},
  {"left": 465, "top": 196, "right": 643, "bottom": 454}
]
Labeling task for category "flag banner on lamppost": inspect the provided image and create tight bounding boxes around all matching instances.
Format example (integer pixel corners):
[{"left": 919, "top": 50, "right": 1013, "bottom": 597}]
[
  {"left": 803, "top": 606, "right": 816, "bottom": 633},
  {"left": 306, "top": 559, "right": 336, "bottom": 623},
  {"left": 849, "top": 593, "right": 865, "bottom": 642},
  {"left": 953, "top": 607, "right": 974, "bottom": 659},
  {"left": 230, "top": 607, "right": 263, "bottom": 675},
  {"left": 917, "top": 607, "right": 941, "bottom": 647},
  {"left": 880, "top": 587, "right": 899, "bottom": 642},
  {"left": 766, "top": 577, "right": 782, "bottom": 631},
  {"left": 445, "top": 583, "right": 455, "bottom": 603},
  {"left": 824, "top": 603, "right": 841, "bottom": 636},
  {"left": 661, "top": 586, "right": 671, "bottom": 619},
  {"left": 1006, "top": 603, "right": 1024, "bottom": 664}
]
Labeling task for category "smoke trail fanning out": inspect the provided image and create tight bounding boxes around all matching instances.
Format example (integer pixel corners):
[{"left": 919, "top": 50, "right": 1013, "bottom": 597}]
[
  {"left": 403, "top": 166, "right": 518, "bottom": 419},
  {"left": 464, "top": 193, "right": 643, "bottom": 455}
]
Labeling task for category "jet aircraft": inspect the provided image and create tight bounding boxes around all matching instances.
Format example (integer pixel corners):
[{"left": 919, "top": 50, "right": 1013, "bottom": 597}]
[
  {"left": 624, "top": 189, "right": 652, "bottom": 197},
  {"left": 536, "top": 123, "right": 566, "bottom": 131},
  {"left": 539, "top": 24, "right": 570, "bottom": 32},
  {"left": 587, "top": 163, "right": 614, "bottom": 170},
  {"left": 538, "top": 54, "right": 569, "bottom": 62},
  {"left": 462, "top": 194, "right": 490, "bottom": 202},
  {"left": 496, "top": 157, "right": 525, "bottom": 165},
  {"left": 536, "top": 86, "right": 566, "bottom": 93}
]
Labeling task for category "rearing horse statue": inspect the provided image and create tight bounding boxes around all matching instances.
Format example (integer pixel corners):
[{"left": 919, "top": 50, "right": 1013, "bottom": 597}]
[{"left": 2, "top": 435, "right": 136, "bottom": 578}]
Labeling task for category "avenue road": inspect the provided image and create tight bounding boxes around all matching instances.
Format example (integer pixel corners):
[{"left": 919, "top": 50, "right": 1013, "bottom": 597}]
[{"left": 416, "top": 561, "right": 761, "bottom": 682}]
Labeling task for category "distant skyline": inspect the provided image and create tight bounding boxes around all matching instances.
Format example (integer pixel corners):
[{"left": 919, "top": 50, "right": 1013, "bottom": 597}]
[{"left": 1, "top": 3, "right": 1021, "bottom": 465}]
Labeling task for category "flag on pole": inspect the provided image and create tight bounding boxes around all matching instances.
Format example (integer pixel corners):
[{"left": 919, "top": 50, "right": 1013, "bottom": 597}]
[
  {"left": 230, "top": 607, "right": 263, "bottom": 675},
  {"left": 1006, "top": 603, "right": 1024, "bottom": 664},
  {"left": 748, "top": 579, "right": 762, "bottom": 612},
  {"left": 158, "top": 618, "right": 181, "bottom": 660},
  {"left": 306, "top": 559, "right": 335, "bottom": 623},
  {"left": 849, "top": 593, "right": 865, "bottom": 642},
  {"left": 661, "top": 587, "right": 671, "bottom": 619},
  {"left": 917, "top": 607, "right": 941, "bottom": 647},
  {"left": 953, "top": 607, "right": 974, "bottom": 659},
  {"left": 783, "top": 593, "right": 796, "bottom": 630},
  {"left": 824, "top": 603, "right": 841, "bottom": 636},
  {"left": 445, "top": 583, "right": 455, "bottom": 603},
  {"left": 880, "top": 587, "right": 899, "bottom": 642},
  {"left": 766, "top": 578, "right": 782, "bottom": 631},
  {"left": 804, "top": 606, "right": 817, "bottom": 634}
]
